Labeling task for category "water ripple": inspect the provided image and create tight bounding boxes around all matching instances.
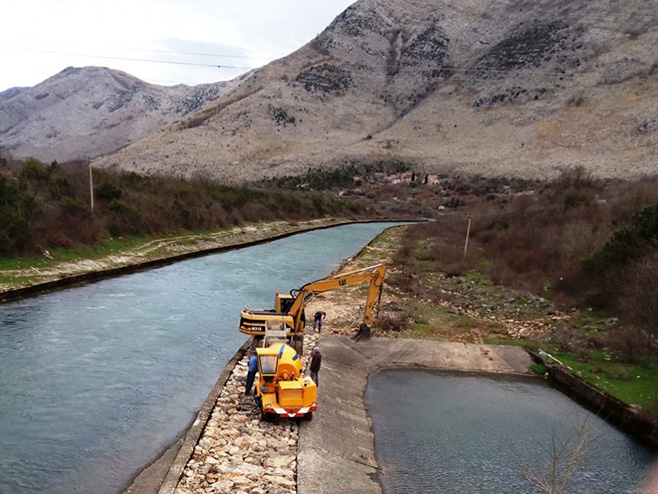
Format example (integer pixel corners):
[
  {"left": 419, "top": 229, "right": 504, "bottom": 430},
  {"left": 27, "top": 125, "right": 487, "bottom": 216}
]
[
  {"left": 0, "top": 222, "right": 404, "bottom": 493},
  {"left": 366, "top": 369, "right": 655, "bottom": 494}
]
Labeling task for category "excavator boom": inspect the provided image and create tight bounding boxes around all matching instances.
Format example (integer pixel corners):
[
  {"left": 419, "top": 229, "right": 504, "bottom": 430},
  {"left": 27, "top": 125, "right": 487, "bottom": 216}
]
[
  {"left": 239, "top": 263, "right": 386, "bottom": 346},
  {"left": 287, "top": 263, "right": 386, "bottom": 330}
]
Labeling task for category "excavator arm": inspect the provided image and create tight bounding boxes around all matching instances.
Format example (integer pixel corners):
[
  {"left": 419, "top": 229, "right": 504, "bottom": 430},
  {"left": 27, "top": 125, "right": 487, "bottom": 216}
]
[
  {"left": 239, "top": 263, "right": 387, "bottom": 345},
  {"left": 288, "top": 263, "right": 386, "bottom": 333}
]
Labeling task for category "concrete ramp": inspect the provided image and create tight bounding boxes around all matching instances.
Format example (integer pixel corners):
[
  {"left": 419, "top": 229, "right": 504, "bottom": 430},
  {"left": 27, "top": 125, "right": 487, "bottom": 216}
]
[{"left": 297, "top": 335, "right": 533, "bottom": 494}]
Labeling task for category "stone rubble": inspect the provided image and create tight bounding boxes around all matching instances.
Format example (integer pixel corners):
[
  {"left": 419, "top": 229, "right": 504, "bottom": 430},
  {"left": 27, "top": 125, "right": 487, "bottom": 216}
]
[{"left": 175, "top": 332, "right": 320, "bottom": 494}]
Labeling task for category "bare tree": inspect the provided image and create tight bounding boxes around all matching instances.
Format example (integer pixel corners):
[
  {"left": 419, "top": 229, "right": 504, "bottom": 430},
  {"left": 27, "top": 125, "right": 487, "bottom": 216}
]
[{"left": 522, "top": 417, "right": 599, "bottom": 494}]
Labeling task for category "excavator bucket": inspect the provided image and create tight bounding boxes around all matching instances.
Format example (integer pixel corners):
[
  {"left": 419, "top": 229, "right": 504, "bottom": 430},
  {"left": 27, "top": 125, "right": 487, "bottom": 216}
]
[{"left": 351, "top": 323, "right": 371, "bottom": 342}]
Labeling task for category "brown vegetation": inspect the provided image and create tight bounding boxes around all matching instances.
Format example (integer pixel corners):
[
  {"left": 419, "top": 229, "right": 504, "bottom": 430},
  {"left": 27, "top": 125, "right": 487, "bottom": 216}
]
[
  {"left": 387, "top": 167, "right": 658, "bottom": 356},
  {"left": 0, "top": 157, "right": 373, "bottom": 256}
]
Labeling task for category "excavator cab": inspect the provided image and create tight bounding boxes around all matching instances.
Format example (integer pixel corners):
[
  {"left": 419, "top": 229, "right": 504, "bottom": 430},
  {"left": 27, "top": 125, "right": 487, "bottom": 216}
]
[{"left": 276, "top": 293, "right": 295, "bottom": 313}]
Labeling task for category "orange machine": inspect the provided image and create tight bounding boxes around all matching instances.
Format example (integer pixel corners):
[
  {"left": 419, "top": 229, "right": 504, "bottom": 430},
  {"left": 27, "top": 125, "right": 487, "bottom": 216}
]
[
  {"left": 239, "top": 263, "right": 386, "bottom": 352},
  {"left": 254, "top": 342, "right": 317, "bottom": 420}
]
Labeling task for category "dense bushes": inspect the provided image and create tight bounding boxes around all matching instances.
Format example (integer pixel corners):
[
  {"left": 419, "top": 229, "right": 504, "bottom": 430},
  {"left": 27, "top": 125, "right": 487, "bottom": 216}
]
[
  {"left": 0, "top": 174, "right": 40, "bottom": 254},
  {"left": 390, "top": 168, "right": 658, "bottom": 334},
  {"left": 0, "top": 158, "right": 373, "bottom": 256},
  {"left": 584, "top": 203, "right": 658, "bottom": 274}
]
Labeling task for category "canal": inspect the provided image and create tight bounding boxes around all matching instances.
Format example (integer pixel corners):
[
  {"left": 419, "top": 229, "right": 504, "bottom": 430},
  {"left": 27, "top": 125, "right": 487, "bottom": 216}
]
[
  {"left": 0, "top": 222, "right": 402, "bottom": 494},
  {"left": 366, "top": 369, "right": 655, "bottom": 493}
]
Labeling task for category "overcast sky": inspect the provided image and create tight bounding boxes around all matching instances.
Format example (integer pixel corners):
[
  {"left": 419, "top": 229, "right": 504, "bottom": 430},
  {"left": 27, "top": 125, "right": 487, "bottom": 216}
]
[{"left": 0, "top": 0, "right": 356, "bottom": 91}]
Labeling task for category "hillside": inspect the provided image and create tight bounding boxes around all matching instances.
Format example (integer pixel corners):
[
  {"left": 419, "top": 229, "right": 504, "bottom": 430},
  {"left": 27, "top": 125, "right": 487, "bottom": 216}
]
[
  {"left": 0, "top": 67, "right": 234, "bottom": 162},
  {"left": 93, "top": 0, "right": 657, "bottom": 182}
]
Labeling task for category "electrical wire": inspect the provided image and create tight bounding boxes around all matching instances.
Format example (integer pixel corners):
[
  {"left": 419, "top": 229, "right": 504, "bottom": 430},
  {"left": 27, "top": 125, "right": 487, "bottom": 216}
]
[
  {"left": 3, "top": 47, "right": 257, "bottom": 70},
  {"left": 11, "top": 38, "right": 275, "bottom": 61}
]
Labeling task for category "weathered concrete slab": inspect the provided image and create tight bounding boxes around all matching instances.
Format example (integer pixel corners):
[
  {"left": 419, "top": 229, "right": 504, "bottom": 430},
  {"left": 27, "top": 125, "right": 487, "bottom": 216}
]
[{"left": 297, "top": 335, "right": 533, "bottom": 494}]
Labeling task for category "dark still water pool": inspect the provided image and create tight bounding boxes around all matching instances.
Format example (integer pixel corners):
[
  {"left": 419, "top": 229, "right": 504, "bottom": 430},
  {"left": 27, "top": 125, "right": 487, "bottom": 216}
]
[
  {"left": 365, "top": 369, "right": 655, "bottom": 494},
  {"left": 0, "top": 222, "right": 402, "bottom": 494}
]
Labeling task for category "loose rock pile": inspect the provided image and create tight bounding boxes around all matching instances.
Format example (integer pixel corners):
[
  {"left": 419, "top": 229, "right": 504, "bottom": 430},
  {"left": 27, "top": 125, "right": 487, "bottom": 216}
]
[{"left": 175, "top": 332, "right": 319, "bottom": 494}]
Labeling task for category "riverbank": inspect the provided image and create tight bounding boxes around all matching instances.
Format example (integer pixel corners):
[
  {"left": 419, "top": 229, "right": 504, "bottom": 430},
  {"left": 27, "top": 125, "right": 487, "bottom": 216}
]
[
  {"left": 0, "top": 218, "right": 402, "bottom": 301},
  {"left": 144, "top": 226, "right": 536, "bottom": 493},
  {"left": 123, "top": 221, "right": 654, "bottom": 493}
]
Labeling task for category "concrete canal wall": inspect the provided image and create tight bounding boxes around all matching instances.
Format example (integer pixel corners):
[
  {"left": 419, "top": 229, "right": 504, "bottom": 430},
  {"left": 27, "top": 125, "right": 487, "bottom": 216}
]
[
  {"left": 528, "top": 350, "right": 658, "bottom": 449},
  {"left": 297, "top": 335, "right": 534, "bottom": 494}
]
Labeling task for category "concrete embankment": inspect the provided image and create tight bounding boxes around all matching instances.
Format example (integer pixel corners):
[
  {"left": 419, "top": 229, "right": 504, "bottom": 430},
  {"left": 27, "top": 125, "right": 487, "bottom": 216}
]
[
  {"left": 528, "top": 350, "right": 658, "bottom": 448},
  {"left": 130, "top": 332, "right": 658, "bottom": 494},
  {"left": 122, "top": 324, "right": 658, "bottom": 493},
  {"left": 132, "top": 335, "right": 532, "bottom": 494},
  {"left": 297, "top": 335, "right": 534, "bottom": 494}
]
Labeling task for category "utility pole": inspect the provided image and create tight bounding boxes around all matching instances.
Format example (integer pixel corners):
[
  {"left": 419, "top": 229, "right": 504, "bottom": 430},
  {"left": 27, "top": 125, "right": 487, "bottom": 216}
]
[
  {"left": 89, "top": 164, "right": 94, "bottom": 214},
  {"left": 463, "top": 213, "right": 472, "bottom": 260}
]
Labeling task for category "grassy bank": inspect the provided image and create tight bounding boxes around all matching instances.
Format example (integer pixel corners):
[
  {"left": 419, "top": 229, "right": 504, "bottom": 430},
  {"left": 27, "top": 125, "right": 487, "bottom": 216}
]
[
  {"left": 0, "top": 158, "right": 375, "bottom": 257},
  {"left": 0, "top": 218, "right": 349, "bottom": 291},
  {"left": 361, "top": 210, "right": 658, "bottom": 416}
]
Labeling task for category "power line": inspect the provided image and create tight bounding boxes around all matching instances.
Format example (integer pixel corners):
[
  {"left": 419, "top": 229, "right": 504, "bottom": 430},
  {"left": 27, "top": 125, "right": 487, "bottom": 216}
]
[
  {"left": 144, "top": 78, "right": 205, "bottom": 86},
  {"left": 13, "top": 38, "right": 275, "bottom": 61},
  {"left": 121, "top": 47, "right": 272, "bottom": 61},
  {"left": 3, "top": 47, "right": 257, "bottom": 70}
]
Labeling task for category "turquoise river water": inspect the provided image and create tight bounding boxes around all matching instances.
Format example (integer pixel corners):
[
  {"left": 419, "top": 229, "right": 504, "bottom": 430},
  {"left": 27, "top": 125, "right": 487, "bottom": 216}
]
[{"left": 0, "top": 222, "right": 402, "bottom": 494}]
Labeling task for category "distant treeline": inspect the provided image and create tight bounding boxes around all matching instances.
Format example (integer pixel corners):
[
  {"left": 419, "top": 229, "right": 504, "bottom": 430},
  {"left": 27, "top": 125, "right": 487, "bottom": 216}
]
[{"left": 0, "top": 158, "right": 372, "bottom": 257}]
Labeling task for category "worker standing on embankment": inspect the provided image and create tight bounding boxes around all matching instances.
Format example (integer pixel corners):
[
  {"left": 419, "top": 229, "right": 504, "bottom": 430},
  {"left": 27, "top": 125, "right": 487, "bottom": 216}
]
[
  {"left": 245, "top": 353, "right": 257, "bottom": 395},
  {"left": 310, "top": 346, "right": 322, "bottom": 386}
]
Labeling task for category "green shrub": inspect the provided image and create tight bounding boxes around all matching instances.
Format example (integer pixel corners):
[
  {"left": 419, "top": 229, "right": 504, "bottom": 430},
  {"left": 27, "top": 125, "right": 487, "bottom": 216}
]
[
  {"left": 0, "top": 175, "right": 40, "bottom": 254},
  {"left": 635, "top": 203, "right": 658, "bottom": 240},
  {"left": 95, "top": 181, "right": 123, "bottom": 201},
  {"left": 59, "top": 196, "right": 89, "bottom": 216},
  {"left": 584, "top": 203, "right": 658, "bottom": 274},
  {"left": 311, "top": 195, "right": 326, "bottom": 215},
  {"left": 19, "top": 158, "right": 49, "bottom": 183}
]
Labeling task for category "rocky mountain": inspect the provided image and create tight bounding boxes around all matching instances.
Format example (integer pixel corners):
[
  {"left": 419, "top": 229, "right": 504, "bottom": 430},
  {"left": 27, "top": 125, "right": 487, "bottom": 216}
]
[
  {"left": 0, "top": 67, "right": 234, "bottom": 162},
  {"left": 6, "top": 0, "right": 656, "bottom": 181},
  {"left": 0, "top": 87, "right": 28, "bottom": 104},
  {"left": 93, "top": 0, "right": 656, "bottom": 182}
]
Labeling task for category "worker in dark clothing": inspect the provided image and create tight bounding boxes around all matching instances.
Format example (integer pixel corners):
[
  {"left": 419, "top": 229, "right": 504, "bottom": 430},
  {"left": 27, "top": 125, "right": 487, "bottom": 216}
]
[
  {"left": 309, "top": 346, "right": 322, "bottom": 386},
  {"left": 313, "top": 311, "right": 326, "bottom": 332},
  {"left": 245, "top": 354, "right": 258, "bottom": 396}
]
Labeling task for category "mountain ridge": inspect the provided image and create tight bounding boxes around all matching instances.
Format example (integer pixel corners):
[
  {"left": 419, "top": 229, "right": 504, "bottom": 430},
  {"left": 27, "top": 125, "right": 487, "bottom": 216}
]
[
  {"left": 94, "top": 0, "right": 656, "bottom": 181},
  {"left": 3, "top": 0, "right": 656, "bottom": 180},
  {"left": 0, "top": 66, "right": 235, "bottom": 162}
]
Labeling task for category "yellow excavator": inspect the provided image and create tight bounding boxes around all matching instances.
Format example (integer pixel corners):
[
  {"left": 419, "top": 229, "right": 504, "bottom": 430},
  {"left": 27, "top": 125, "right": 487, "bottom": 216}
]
[
  {"left": 239, "top": 263, "right": 387, "bottom": 353},
  {"left": 245, "top": 263, "right": 386, "bottom": 421}
]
